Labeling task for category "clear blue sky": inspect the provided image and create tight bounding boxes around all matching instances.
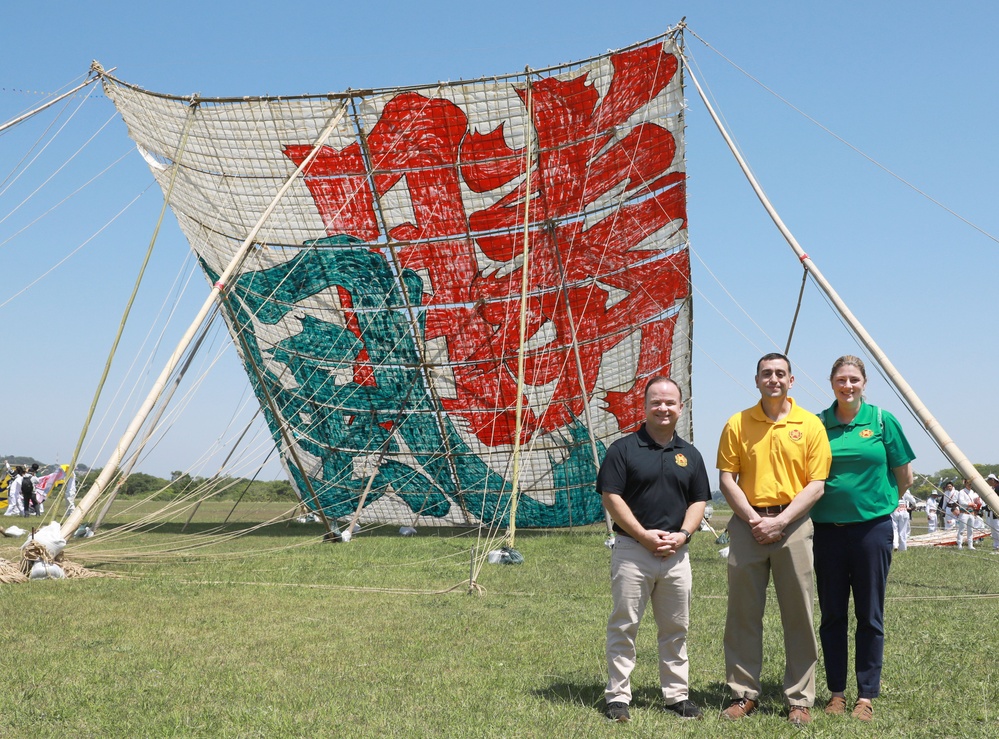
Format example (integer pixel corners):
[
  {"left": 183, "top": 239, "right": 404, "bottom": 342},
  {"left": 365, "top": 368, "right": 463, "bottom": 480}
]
[{"left": 2, "top": 1, "right": 997, "bottom": 482}]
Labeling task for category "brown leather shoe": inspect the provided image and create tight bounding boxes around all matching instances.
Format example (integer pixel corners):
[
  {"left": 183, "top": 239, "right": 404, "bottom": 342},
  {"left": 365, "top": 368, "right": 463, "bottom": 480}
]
[
  {"left": 824, "top": 695, "right": 847, "bottom": 715},
  {"left": 788, "top": 706, "right": 812, "bottom": 725},
  {"left": 720, "top": 697, "right": 757, "bottom": 720},
  {"left": 851, "top": 700, "right": 874, "bottom": 721}
]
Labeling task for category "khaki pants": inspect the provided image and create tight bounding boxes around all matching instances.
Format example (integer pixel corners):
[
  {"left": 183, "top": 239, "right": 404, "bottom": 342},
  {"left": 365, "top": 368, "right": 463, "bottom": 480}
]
[
  {"left": 724, "top": 515, "right": 817, "bottom": 706},
  {"left": 605, "top": 535, "right": 692, "bottom": 705}
]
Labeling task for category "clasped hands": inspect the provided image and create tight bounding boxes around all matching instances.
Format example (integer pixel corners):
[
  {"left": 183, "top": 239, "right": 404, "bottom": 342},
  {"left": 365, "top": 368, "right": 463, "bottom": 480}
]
[
  {"left": 749, "top": 515, "right": 785, "bottom": 544},
  {"left": 641, "top": 529, "right": 687, "bottom": 557}
]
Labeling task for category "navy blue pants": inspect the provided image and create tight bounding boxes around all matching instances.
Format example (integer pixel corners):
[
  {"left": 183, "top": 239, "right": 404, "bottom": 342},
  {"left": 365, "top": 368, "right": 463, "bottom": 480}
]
[{"left": 813, "top": 516, "right": 893, "bottom": 699}]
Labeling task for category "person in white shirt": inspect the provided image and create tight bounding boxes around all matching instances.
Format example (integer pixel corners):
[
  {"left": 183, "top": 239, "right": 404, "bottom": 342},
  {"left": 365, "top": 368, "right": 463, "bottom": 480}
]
[
  {"left": 925, "top": 493, "right": 939, "bottom": 534},
  {"left": 942, "top": 481, "right": 959, "bottom": 530},
  {"left": 891, "top": 490, "right": 917, "bottom": 551},
  {"left": 956, "top": 480, "right": 976, "bottom": 550},
  {"left": 5, "top": 467, "right": 24, "bottom": 517}
]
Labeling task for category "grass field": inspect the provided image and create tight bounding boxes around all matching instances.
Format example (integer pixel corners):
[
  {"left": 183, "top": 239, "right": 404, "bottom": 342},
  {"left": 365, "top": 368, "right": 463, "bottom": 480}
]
[{"left": 2, "top": 504, "right": 998, "bottom": 737}]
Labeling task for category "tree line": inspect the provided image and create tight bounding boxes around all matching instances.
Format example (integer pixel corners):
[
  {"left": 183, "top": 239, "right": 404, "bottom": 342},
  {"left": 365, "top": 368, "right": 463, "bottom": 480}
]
[
  {"left": 81, "top": 469, "right": 296, "bottom": 501},
  {"left": 909, "top": 463, "right": 999, "bottom": 498}
]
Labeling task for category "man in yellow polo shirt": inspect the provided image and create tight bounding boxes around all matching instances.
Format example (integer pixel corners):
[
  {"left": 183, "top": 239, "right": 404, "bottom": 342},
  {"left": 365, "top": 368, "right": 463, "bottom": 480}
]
[{"left": 716, "top": 353, "right": 832, "bottom": 726}]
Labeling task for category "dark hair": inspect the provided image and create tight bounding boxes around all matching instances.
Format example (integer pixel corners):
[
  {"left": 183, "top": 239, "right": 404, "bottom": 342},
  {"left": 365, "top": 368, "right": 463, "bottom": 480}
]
[
  {"left": 756, "top": 352, "right": 791, "bottom": 375},
  {"left": 830, "top": 355, "right": 867, "bottom": 381},
  {"left": 644, "top": 375, "right": 682, "bottom": 402}
]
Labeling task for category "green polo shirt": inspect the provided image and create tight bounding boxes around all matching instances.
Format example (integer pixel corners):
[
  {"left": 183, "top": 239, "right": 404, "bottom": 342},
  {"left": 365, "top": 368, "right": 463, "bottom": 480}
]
[{"left": 810, "top": 401, "right": 915, "bottom": 524}]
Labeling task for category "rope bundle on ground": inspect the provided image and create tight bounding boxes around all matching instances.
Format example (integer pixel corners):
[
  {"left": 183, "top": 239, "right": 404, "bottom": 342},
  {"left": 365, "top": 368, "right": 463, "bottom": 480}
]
[{"left": 17, "top": 539, "right": 117, "bottom": 580}]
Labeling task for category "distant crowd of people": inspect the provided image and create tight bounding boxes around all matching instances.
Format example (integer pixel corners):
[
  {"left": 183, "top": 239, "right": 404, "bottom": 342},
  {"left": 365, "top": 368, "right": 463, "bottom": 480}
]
[
  {"left": 3, "top": 462, "right": 45, "bottom": 517},
  {"left": 918, "top": 476, "right": 999, "bottom": 551}
]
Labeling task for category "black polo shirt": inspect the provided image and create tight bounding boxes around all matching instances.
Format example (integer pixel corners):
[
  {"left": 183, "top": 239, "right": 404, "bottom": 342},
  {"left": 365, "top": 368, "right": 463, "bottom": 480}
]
[{"left": 596, "top": 424, "right": 711, "bottom": 533}]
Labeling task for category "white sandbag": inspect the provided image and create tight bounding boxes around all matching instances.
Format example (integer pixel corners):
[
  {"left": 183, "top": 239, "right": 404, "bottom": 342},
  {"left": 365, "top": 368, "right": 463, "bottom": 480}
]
[
  {"left": 22, "top": 521, "right": 67, "bottom": 559},
  {"left": 29, "top": 561, "right": 65, "bottom": 580},
  {"left": 486, "top": 547, "right": 524, "bottom": 564},
  {"left": 3, "top": 525, "right": 26, "bottom": 537},
  {"left": 399, "top": 526, "right": 417, "bottom": 536},
  {"left": 718, "top": 546, "right": 730, "bottom": 558}
]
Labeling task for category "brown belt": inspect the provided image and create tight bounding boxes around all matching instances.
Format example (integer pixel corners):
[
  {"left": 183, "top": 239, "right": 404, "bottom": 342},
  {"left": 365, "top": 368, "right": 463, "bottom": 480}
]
[{"left": 752, "top": 504, "right": 788, "bottom": 517}]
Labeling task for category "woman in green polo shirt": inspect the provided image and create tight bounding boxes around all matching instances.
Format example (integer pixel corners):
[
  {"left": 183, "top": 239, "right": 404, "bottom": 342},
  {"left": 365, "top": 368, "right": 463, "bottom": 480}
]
[{"left": 811, "top": 355, "right": 914, "bottom": 723}]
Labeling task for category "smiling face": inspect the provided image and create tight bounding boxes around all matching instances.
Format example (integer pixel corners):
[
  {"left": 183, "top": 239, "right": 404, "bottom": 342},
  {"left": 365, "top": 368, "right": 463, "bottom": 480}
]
[
  {"left": 831, "top": 363, "right": 866, "bottom": 407},
  {"left": 755, "top": 358, "right": 793, "bottom": 401},
  {"left": 644, "top": 378, "right": 684, "bottom": 439}
]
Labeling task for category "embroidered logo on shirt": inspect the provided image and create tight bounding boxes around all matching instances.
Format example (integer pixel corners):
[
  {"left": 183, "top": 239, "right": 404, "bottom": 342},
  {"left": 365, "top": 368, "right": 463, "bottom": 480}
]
[
  {"left": 675, "top": 453, "right": 688, "bottom": 467},
  {"left": 860, "top": 429, "right": 874, "bottom": 438},
  {"left": 788, "top": 429, "right": 803, "bottom": 441}
]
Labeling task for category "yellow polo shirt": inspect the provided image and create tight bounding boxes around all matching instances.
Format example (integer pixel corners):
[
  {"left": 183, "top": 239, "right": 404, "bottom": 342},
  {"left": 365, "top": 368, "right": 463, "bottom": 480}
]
[{"left": 717, "top": 398, "right": 832, "bottom": 507}]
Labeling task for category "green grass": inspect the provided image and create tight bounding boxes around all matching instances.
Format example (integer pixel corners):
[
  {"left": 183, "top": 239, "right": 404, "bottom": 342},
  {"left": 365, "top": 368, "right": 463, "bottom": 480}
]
[{"left": 2, "top": 506, "right": 998, "bottom": 737}]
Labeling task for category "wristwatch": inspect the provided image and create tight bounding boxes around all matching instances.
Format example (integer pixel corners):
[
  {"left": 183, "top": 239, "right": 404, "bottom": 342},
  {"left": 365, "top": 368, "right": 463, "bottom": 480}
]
[{"left": 679, "top": 529, "right": 692, "bottom": 543}]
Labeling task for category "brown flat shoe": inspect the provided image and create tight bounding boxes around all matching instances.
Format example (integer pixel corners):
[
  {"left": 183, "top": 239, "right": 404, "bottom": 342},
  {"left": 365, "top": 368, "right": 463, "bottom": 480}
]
[
  {"left": 851, "top": 700, "right": 874, "bottom": 721},
  {"left": 788, "top": 706, "right": 812, "bottom": 725},
  {"left": 720, "top": 697, "right": 757, "bottom": 720},
  {"left": 824, "top": 695, "right": 847, "bottom": 715}
]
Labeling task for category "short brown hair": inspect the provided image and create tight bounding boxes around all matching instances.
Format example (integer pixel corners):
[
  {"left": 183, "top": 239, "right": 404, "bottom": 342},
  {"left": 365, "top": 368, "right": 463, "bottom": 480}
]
[
  {"left": 756, "top": 352, "right": 791, "bottom": 375},
  {"left": 644, "top": 376, "right": 682, "bottom": 401}
]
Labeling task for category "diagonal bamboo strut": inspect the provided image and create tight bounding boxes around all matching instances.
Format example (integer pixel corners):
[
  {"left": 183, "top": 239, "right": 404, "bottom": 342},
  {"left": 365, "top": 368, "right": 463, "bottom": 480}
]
[
  {"left": 685, "top": 57, "right": 999, "bottom": 517},
  {"left": 60, "top": 99, "right": 352, "bottom": 539}
]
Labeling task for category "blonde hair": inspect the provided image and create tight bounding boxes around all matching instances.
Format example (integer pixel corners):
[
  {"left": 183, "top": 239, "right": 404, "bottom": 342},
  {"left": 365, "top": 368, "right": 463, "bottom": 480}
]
[{"left": 830, "top": 354, "right": 866, "bottom": 381}]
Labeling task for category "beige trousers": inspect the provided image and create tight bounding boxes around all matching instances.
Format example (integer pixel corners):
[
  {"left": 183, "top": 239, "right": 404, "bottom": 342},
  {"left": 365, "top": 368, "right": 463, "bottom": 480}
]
[
  {"left": 605, "top": 535, "right": 692, "bottom": 705},
  {"left": 724, "top": 515, "right": 817, "bottom": 706}
]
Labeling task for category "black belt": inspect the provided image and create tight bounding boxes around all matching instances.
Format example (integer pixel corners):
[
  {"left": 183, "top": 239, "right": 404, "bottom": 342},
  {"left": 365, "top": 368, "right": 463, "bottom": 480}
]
[
  {"left": 752, "top": 504, "right": 788, "bottom": 517},
  {"left": 815, "top": 514, "right": 892, "bottom": 528}
]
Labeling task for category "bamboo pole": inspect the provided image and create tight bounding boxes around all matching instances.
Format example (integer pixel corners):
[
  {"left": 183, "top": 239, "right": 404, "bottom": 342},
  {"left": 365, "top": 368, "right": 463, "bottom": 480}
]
[
  {"left": 507, "top": 73, "right": 534, "bottom": 550},
  {"left": 60, "top": 100, "right": 351, "bottom": 539},
  {"left": 0, "top": 70, "right": 102, "bottom": 134},
  {"left": 685, "top": 60, "right": 999, "bottom": 516}
]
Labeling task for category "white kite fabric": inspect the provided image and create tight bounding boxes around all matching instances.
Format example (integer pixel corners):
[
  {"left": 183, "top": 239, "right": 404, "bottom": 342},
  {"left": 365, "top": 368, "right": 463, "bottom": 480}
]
[{"left": 102, "top": 33, "right": 692, "bottom": 528}]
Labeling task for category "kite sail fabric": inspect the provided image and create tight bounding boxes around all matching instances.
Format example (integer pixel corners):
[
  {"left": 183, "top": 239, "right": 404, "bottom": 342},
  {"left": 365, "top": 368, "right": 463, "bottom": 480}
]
[{"left": 102, "top": 32, "right": 692, "bottom": 528}]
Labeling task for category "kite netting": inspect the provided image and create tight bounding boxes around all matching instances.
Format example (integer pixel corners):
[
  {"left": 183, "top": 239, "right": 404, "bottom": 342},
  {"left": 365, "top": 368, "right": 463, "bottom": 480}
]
[{"left": 101, "top": 32, "right": 692, "bottom": 529}]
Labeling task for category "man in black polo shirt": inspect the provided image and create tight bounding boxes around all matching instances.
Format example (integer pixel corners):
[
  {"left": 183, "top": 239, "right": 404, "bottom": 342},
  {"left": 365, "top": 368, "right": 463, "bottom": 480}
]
[{"left": 598, "top": 376, "right": 710, "bottom": 723}]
